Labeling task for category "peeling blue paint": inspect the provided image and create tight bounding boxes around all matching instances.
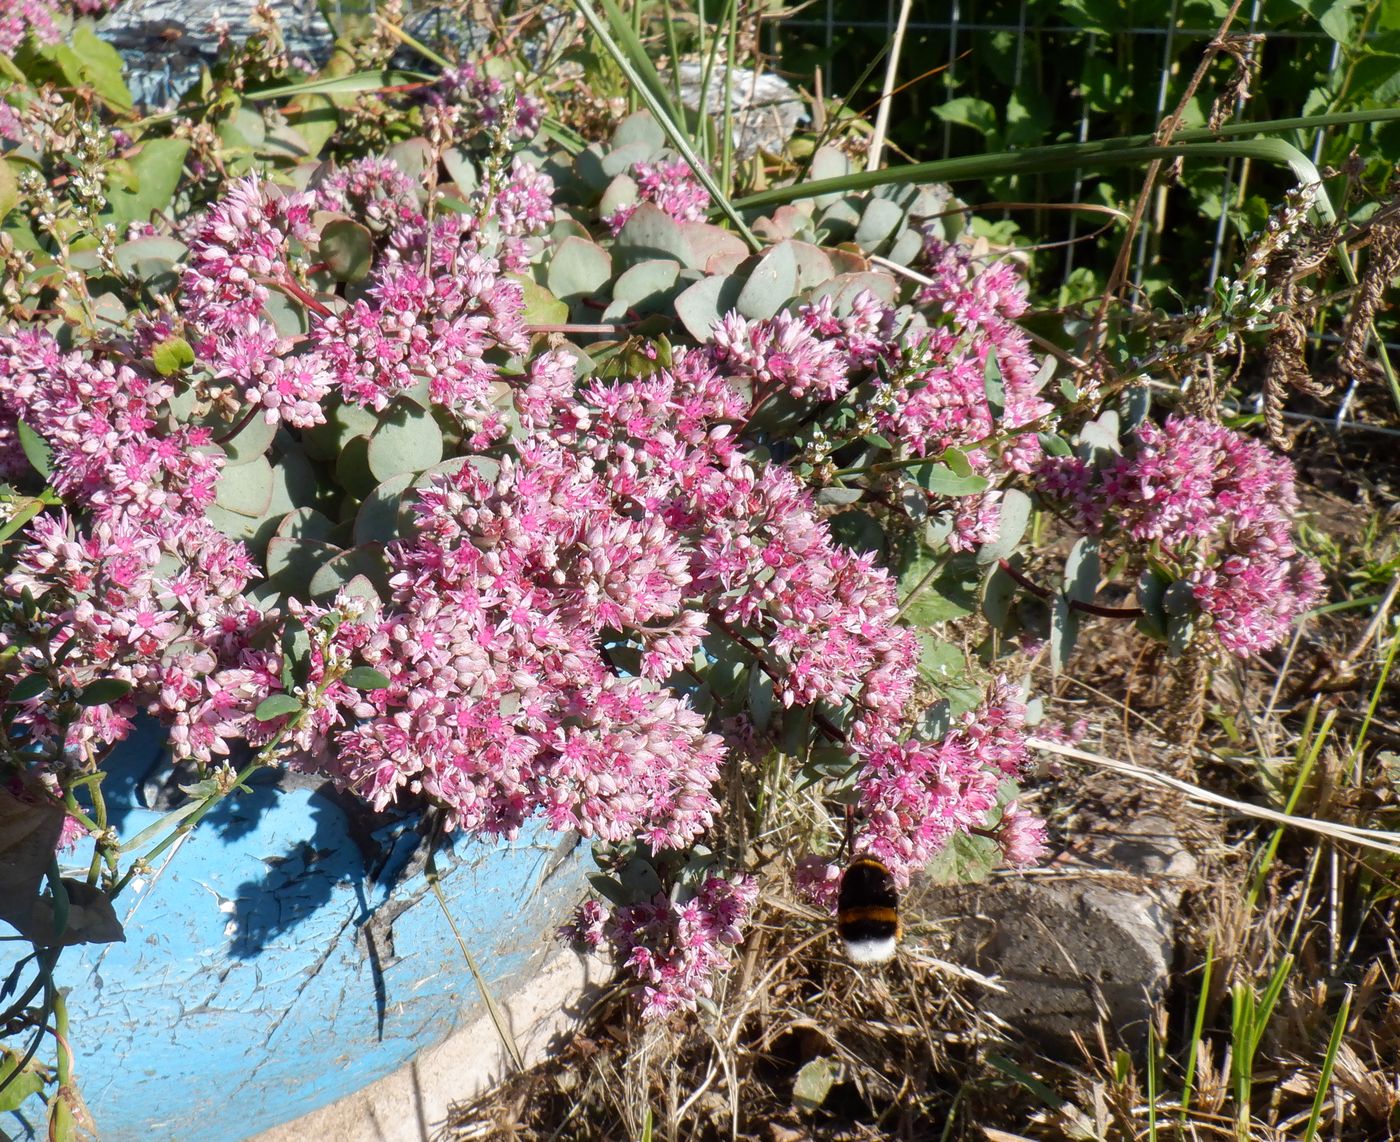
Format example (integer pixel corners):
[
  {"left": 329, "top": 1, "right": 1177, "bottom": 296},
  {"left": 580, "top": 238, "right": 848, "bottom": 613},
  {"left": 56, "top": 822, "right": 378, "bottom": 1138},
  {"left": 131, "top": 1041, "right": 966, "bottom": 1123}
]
[{"left": 1, "top": 723, "right": 586, "bottom": 1141}]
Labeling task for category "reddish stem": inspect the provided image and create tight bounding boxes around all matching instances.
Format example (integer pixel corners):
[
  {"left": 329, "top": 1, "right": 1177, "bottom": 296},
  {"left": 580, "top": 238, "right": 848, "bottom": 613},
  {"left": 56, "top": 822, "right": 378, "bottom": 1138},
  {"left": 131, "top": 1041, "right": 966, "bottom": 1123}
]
[{"left": 996, "top": 558, "right": 1144, "bottom": 619}]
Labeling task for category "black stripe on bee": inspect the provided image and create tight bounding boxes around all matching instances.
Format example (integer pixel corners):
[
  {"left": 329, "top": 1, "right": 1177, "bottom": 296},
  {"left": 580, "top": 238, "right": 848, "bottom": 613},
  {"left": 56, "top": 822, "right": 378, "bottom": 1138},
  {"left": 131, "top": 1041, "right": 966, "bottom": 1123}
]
[{"left": 836, "top": 856, "right": 900, "bottom": 963}]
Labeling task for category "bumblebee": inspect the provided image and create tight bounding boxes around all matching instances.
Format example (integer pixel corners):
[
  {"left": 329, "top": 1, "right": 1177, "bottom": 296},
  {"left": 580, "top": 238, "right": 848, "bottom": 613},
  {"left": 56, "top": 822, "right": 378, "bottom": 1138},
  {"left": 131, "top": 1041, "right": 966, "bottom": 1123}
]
[{"left": 836, "top": 855, "right": 900, "bottom": 963}]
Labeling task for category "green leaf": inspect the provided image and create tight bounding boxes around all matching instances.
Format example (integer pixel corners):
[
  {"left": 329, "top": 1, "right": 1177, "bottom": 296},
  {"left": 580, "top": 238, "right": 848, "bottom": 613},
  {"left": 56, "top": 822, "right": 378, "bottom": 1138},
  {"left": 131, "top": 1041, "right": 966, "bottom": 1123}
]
[
  {"left": 0, "top": 159, "right": 19, "bottom": 224},
  {"left": 0, "top": 1046, "right": 45, "bottom": 1113},
  {"left": 103, "top": 139, "right": 190, "bottom": 227},
  {"left": 214, "top": 455, "right": 275, "bottom": 518},
  {"left": 254, "top": 693, "right": 303, "bottom": 722},
  {"left": 923, "top": 830, "right": 999, "bottom": 885},
  {"left": 601, "top": 258, "right": 680, "bottom": 321},
  {"left": 792, "top": 1056, "right": 836, "bottom": 1111},
  {"left": 152, "top": 337, "right": 195, "bottom": 376},
  {"left": 900, "top": 551, "right": 981, "bottom": 627},
  {"left": 736, "top": 241, "right": 799, "bottom": 320},
  {"left": 266, "top": 537, "right": 340, "bottom": 596},
  {"left": 546, "top": 236, "right": 613, "bottom": 302},
  {"left": 76, "top": 678, "right": 133, "bottom": 707},
  {"left": 243, "top": 68, "right": 430, "bottom": 102},
  {"left": 15, "top": 421, "right": 51, "bottom": 480},
  {"left": 308, "top": 545, "right": 390, "bottom": 599},
  {"left": 320, "top": 218, "right": 374, "bottom": 283},
  {"left": 932, "top": 96, "right": 998, "bottom": 137},
  {"left": 674, "top": 273, "right": 743, "bottom": 341},
  {"left": 219, "top": 409, "right": 279, "bottom": 467},
  {"left": 8, "top": 674, "right": 49, "bottom": 702},
  {"left": 914, "top": 462, "right": 990, "bottom": 497},
  {"left": 614, "top": 204, "right": 699, "bottom": 269},
  {"left": 343, "top": 666, "right": 391, "bottom": 690},
  {"left": 1063, "top": 536, "right": 1100, "bottom": 604},
  {"left": 67, "top": 22, "right": 133, "bottom": 111},
  {"left": 977, "top": 489, "right": 1032, "bottom": 566},
  {"left": 366, "top": 400, "right": 444, "bottom": 482},
  {"left": 354, "top": 473, "right": 414, "bottom": 545},
  {"left": 1049, "top": 595, "right": 1079, "bottom": 674}
]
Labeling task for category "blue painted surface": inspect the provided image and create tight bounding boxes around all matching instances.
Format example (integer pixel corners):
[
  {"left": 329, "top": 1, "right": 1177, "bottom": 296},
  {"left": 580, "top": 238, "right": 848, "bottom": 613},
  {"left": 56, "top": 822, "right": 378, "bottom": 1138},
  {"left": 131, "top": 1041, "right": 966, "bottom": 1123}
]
[{"left": 2, "top": 723, "right": 585, "bottom": 1142}]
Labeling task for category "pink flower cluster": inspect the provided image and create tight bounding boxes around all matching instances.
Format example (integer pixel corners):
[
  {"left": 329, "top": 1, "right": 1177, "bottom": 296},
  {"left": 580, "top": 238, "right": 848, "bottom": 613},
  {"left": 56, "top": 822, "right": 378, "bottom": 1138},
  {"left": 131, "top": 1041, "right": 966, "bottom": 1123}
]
[
  {"left": 709, "top": 291, "right": 893, "bottom": 402},
  {"left": 311, "top": 210, "right": 526, "bottom": 437},
  {"left": 181, "top": 175, "right": 333, "bottom": 428},
  {"left": 0, "top": 0, "right": 115, "bottom": 55},
  {"left": 435, "top": 61, "right": 544, "bottom": 142},
  {"left": 1036, "top": 416, "right": 1323, "bottom": 655},
  {"left": 564, "top": 874, "right": 757, "bottom": 1018},
  {"left": 855, "top": 675, "right": 1031, "bottom": 885},
  {"left": 604, "top": 158, "right": 712, "bottom": 234}
]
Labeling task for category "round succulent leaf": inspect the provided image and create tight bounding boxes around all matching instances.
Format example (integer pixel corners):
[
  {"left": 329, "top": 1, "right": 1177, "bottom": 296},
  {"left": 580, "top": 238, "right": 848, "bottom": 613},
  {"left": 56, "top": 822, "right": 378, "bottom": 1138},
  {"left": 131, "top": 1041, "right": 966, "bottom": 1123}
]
[
  {"left": 510, "top": 274, "right": 569, "bottom": 325},
  {"left": 546, "top": 236, "right": 613, "bottom": 303},
  {"left": 354, "top": 472, "right": 414, "bottom": 545},
  {"left": 736, "top": 241, "right": 799, "bottom": 320},
  {"left": 302, "top": 398, "right": 383, "bottom": 461},
  {"left": 266, "top": 537, "right": 341, "bottom": 596},
  {"left": 366, "top": 400, "right": 445, "bottom": 482},
  {"left": 787, "top": 241, "right": 836, "bottom": 291},
  {"left": 274, "top": 508, "right": 338, "bottom": 542},
  {"left": 853, "top": 197, "right": 907, "bottom": 252},
  {"left": 320, "top": 218, "right": 374, "bottom": 283},
  {"left": 308, "top": 544, "right": 391, "bottom": 599},
  {"left": 614, "top": 204, "right": 698, "bottom": 269},
  {"left": 335, "top": 434, "right": 377, "bottom": 499},
  {"left": 610, "top": 110, "right": 666, "bottom": 152},
  {"left": 601, "top": 258, "right": 680, "bottom": 320},
  {"left": 206, "top": 503, "right": 264, "bottom": 544},
  {"left": 262, "top": 289, "right": 306, "bottom": 337},
  {"left": 683, "top": 223, "right": 750, "bottom": 276},
  {"left": 807, "top": 146, "right": 853, "bottom": 209},
  {"left": 815, "top": 197, "right": 862, "bottom": 242},
  {"left": 214, "top": 455, "right": 275, "bottom": 518},
  {"left": 219, "top": 409, "right": 279, "bottom": 467},
  {"left": 442, "top": 147, "right": 479, "bottom": 196},
  {"left": 976, "top": 488, "right": 1033, "bottom": 565},
  {"left": 807, "top": 271, "right": 897, "bottom": 312},
  {"left": 600, "top": 140, "right": 656, "bottom": 179},
  {"left": 597, "top": 173, "right": 639, "bottom": 220},
  {"left": 385, "top": 137, "right": 433, "bottom": 181},
  {"left": 674, "top": 274, "right": 743, "bottom": 342},
  {"left": 884, "top": 225, "right": 924, "bottom": 267},
  {"left": 266, "top": 450, "right": 320, "bottom": 519},
  {"left": 114, "top": 236, "right": 187, "bottom": 281},
  {"left": 151, "top": 337, "right": 195, "bottom": 377}
]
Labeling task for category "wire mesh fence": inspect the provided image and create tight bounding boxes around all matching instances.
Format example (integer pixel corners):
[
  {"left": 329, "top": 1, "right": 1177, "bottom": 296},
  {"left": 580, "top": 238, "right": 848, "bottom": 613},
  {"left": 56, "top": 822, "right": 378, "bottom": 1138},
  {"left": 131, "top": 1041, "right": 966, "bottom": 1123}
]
[{"left": 770, "top": 0, "right": 1368, "bottom": 289}]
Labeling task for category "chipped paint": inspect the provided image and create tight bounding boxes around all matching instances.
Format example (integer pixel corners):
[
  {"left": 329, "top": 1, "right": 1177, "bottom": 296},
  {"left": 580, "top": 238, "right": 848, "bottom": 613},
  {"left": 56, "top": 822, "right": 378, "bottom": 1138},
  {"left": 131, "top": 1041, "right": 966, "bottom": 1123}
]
[{"left": 1, "top": 721, "right": 586, "bottom": 1142}]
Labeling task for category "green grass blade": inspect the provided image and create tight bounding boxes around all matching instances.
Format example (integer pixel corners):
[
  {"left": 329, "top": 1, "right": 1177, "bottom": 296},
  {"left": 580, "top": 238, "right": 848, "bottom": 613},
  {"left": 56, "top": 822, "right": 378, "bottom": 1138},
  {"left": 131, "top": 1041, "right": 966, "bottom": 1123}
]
[
  {"left": 594, "top": 0, "right": 681, "bottom": 126},
  {"left": 1179, "top": 934, "right": 1214, "bottom": 1122},
  {"left": 244, "top": 69, "right": 431, "bottom": 102},
  {"left": 732, "top": 139, "right": 1335, "bottom": 221},
  {"left": 570, "top": 0, "right": 761, "bottom": 250},
  {"left": 1302, "top": 986, "right": 1353, "bottom": 1142}
]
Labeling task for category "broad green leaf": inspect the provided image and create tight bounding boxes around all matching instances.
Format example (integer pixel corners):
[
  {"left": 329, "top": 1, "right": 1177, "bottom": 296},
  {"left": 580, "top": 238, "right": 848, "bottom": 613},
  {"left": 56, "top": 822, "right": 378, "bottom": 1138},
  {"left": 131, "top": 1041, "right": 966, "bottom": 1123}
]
[
  {"left": 15, "top": 421, "right": 51, "bottom": 480},
  {"left": 546, "top": 236, "right": 613, "bottom": 302},
  {"left": 8, "top": 674, "right": 49, "bottom": 702},
  {"left": 343, "top": 666, "right": 391, "bottom": 690},
  {"left": 219, "top": 409, "right": 279, "bottom": 467},
  {"left": 0, "top": 1047, "right": 45, "bottom": 1113},
  {"left": 254, "top": 693, "right": 303, "bottom": 721},
  {"left": 0, "top": 160, "right": 19, "bottom": 223},
  {"left": 923, "top": 830, "right": 999, "bottom": 885},
  {"left": 266, "top": 537, "right": 340, "bottom": 596},
  {"left": 308, "top": 545, "right": 390, "bottom": 599},
  {"left": 900, "top": 551, "right": 981, "bottom": 627},
  {"left": 103, "top": 139, "right": 190, "bottom": 227},
  {"left": 914, "top": 462, "right": 990, "bottom": 497},
  {"left": 366, "top": 400, "right": 444, "bottom": 482},
  {"left": 244, "top": 69, "right": 429, "bottom": 102},
  {"left": 152, "top": 337, "right": 195, "bottom": 376},
  {"left": 1063, "top": 536, "right": 1100, "bottom": 604},
  {"left": 977, "top": 489, "right": 1032, "bottom": 565},
  {"left": 736, "top": 241, "right": 799, "bottom": 320},
  {"left": 674, "top": 274, "right": 743, "bottom": 341},
  {"left": 214, "top": 455, "right": 274, "bottom": 518},
  {"left": 354, "top": 472, "right": 414, "bottom": 544},
  {"left": 66, "top": 22, "right": 133, "bottom": 111},
  {"left": 320, "top": 218, "right": 374, "bottom": 283},
  {"left": 614, "top": 204, "right": 699, "bottom": 269},
  {"left": 76, "top": 678, "right": 133, "bottom": 707},
  {"left": 792, "top": 1057, "right": 836, "bottom": 1111}
]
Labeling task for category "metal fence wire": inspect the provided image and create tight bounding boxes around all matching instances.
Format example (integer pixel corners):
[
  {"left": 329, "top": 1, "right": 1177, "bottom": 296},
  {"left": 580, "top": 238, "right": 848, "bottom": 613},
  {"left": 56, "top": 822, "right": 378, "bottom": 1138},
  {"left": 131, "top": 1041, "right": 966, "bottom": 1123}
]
[{"left": 771, "top": 0, "right": 1360, "bottom": 288}]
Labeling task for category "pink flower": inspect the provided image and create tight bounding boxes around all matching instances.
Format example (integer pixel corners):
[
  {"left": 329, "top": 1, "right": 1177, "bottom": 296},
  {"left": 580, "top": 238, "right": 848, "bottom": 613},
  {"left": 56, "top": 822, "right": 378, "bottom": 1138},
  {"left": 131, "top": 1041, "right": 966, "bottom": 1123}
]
[{"left": 996, "top": 800, "right": 1048, "bottom": 865}]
